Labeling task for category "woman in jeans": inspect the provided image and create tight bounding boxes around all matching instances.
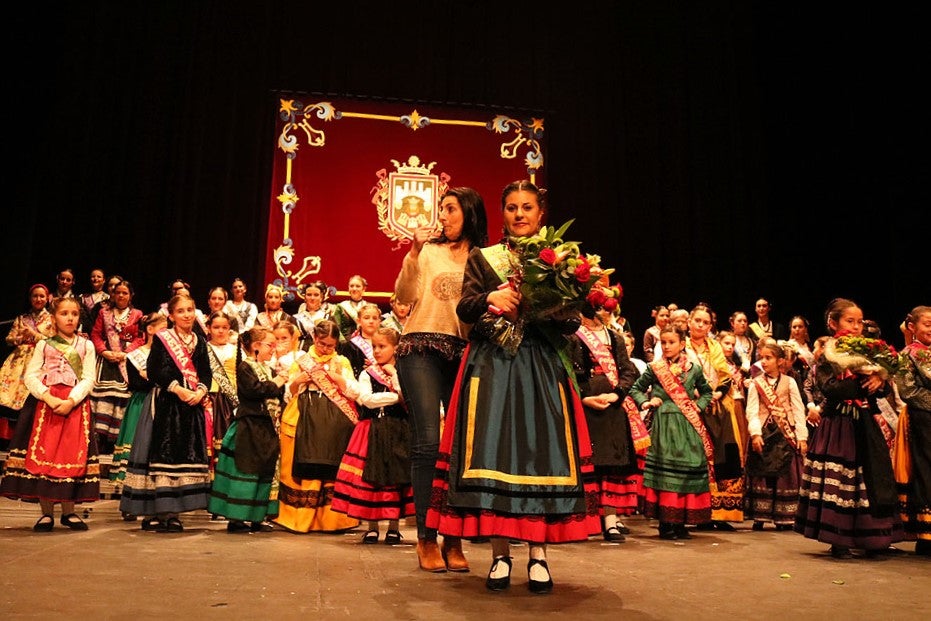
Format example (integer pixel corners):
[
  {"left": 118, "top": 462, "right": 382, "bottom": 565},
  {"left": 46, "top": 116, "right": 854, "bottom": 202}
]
[{"left": 393, "top": 186, "right": 487, "bottom": 573}]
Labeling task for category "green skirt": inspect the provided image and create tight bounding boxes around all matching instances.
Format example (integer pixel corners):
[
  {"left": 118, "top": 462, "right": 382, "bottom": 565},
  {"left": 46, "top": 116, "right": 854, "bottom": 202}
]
[{"left": 208, "top": 420, "right": 279, "bottom": 522}]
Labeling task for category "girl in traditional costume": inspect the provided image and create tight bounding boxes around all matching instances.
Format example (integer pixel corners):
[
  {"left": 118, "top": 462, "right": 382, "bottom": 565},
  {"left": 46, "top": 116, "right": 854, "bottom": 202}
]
[
  {"left": 333, "top": 275, "right": 368, "bottom": 342},
  {"left": 210, "top": 326, "right": 287, "bottom": 533},
  {"left": 0, "top": 284, "right": 55, "bottom": 445},
  {"left": 686, "top": 304, "right": 746, "bottom": 530},
  {"left": 745, "top": 339, "right": 808, "bottom": 530},
  {"left": 629, "top": 324, "right": 714, "bottom": 540},
  {"left": 119, "top": 293, "right": 213, "bottom": 533},
  {"left": 893, "top": 305, "right": 931, "bottom": 556},
  {"left": 338, "top": 303, "right": 381, "bottom": 378},
  {"left": 795, "top": 297, "right": 904, "bottom": 558},
  {"left": 0, "top": 297, "right": 99, "bottom": 531},
  {"left": 88, "top": 279, "right": 145, "bottom": 452},
  {"left": 205, "top": 310, "right": 239, "bottom": 470},
  {"left": 273, "top": 320, "right": 360, "bottom": 533},
  {"left": 224, "top": 278, "right": 258, "bottom": 334},
  {"left": 110, "top": 312, "right": 167, "bottom": 519},
  {"left": 332, "top": 326, "right": 414, "bottom": 544},
  {"left": 568, "top": 296, "right": 640, "bottom": 543}
]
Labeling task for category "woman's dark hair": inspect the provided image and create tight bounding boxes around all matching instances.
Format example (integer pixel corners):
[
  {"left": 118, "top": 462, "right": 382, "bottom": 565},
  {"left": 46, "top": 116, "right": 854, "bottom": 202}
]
[
  {"left": 500, "top": 180, "right": 546, "bottom": 211},
  {"left": 433, "top": 186, "right": 488, "bottom": 248},
  {"left": 302, "top": 280, "right": 329, "bottom": 300}
]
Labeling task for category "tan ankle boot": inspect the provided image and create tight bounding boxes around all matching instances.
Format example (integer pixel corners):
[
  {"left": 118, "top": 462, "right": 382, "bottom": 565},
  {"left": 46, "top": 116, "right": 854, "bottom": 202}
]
[
  {"left": 417, "top": 538, "right": 447, "bottom": 572},
  {"left": 441, "top": 536, "right": 470, "bottom": 572}
]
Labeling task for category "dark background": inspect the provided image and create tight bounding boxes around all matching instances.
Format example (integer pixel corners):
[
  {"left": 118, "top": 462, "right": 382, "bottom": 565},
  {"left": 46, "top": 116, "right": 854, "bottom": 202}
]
[{"left": 4, "top": 2, "right": 926, "bottom": 349}]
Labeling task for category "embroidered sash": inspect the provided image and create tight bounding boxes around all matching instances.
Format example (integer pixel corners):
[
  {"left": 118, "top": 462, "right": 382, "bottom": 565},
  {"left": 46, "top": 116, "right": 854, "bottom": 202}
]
[
  {"left": 752, "top": 376, "right": 797, "bottom": 447},
  {"left": 157, "top": 329, "right": 215, "bottom": 454},
  {"left": 156, "top": 330, "right": 213, "bottom": 446},
  {"left": 350, "top": 334, "right": 376, "bottom": 366},
  {"left": 126, "top": 346, "right": 149, "bottom": 372},
  {"left": 100, "top": 306, "right": 129, "bottom": 383},
  {"left": 749, "top": 322, "right": 767, "bottom": 340},
  {"left": 481, "top": 244, "right": 515, "bottom": 284},
  {"left": 576, "top": 325, "right": 619, "bottom": 387},
  {"left": 652, "top": 357, "right": 715, "bottom": 484},
  {"left": 246, "top": 358, "right": 281, "bottom": 431},
  {"left": 157, "top": 330, "right": 201, "bottom": 390},
  {"left": 297, "top": 354, "right": 358, "bottom": 424},
  {"left": 622, "top": 395, "right": 652, "bottom": 453},
  {"left": 365, "top": 362, "right": 392, "bottom": 388},
  {"left": 339, "top": 300, "right": 363, "bottom": 324},
  {"left": 207, "top": 344, "right": 239, "bottom": 406},
  {"left": 46, "top": 335, "right": 83, "bottom": 379}
]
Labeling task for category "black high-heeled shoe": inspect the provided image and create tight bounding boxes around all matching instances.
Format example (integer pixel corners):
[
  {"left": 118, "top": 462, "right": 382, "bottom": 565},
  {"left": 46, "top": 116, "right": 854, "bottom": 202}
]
[
  {"left": 527, "top": 558, "right": 553, "bottom": 594},
  {"left": 485, "top": 556, "right": 512, "bottom": 591}
]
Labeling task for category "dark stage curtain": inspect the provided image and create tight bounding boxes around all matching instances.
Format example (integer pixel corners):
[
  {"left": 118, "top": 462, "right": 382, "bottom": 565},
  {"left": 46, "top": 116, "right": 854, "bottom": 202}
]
[{"left": 3, "top": 2, "right": 926, "bottom": 350}]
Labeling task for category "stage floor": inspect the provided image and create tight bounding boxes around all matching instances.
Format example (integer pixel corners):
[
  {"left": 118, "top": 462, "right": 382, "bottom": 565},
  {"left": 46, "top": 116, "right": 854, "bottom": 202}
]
[{"left": 1, "top": 497, "right": 928, "bottom": 621}]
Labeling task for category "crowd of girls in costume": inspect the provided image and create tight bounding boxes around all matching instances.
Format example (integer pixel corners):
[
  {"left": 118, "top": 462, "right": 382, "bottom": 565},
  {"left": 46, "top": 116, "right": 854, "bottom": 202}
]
[{"left": 1, "top": 199, "right": 927, "bottom": 596}]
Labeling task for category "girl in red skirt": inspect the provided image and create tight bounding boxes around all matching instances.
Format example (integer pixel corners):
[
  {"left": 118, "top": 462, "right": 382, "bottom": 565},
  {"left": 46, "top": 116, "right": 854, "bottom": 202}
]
[{"left": 0, "top": 297, "right": 99, "bottom": 531}]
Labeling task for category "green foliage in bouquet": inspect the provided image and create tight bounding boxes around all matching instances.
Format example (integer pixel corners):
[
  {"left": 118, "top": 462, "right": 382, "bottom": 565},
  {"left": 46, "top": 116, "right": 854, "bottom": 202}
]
[
  {"left": 834, "top": 335, "right": 902, "bottom": 377},
  {"left": 508, "top": 219, "right": 614, "bottom": 321}
]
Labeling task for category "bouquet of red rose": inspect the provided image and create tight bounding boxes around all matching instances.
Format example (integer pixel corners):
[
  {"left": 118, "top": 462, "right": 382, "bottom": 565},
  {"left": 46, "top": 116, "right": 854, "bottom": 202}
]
[
  {"left": 509, "top": 219, "right": 614, "bottom": 321},
  {"left": 482, "top": 220, "right": 613, "bottom": 356}
]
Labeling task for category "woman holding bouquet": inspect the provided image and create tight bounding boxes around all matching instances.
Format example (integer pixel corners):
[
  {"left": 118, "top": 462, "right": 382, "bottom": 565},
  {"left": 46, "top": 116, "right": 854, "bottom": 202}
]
[
  {"left": 426, "top": 180, "right": 602, "bottom": 594},
  {"left": 795, "top": 297, "right": 904, "bottom": 558}
]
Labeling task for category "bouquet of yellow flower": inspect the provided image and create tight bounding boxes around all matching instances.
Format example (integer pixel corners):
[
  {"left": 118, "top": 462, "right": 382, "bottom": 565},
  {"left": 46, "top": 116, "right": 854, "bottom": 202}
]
[
  {"left": 829, "top": 333, "right": 902, "bottom": 379},
  {"left": 508, "top": 219, "right": 614, "bottom": 321}
]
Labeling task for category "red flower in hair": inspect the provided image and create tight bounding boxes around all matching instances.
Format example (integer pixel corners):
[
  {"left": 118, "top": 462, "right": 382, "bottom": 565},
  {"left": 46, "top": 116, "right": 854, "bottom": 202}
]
[{"left": 603, "top": 297, "right": 619, "bottom": 312}]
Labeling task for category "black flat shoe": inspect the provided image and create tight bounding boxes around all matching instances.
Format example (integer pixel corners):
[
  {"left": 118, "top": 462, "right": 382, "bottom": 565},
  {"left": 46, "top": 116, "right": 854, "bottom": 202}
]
[
  {"left": 250, "top": 521, "right": 275, "bottom": 533},
  {"left": 227, "top": 520, "right": 251, "bottom": 533},
  {"left": 603, "top": 526, "right": 626, "bottom": 542},
  {"left": 60, "top": 513, "right": 89, "bottom": 531},
  {"left": 713, "top": 521, "right": 736, "bottom": 531},
  {"left": 141, "top": 517, "right": 163, "bottom": 532},
  {"left": 916, "top": 540, "right": 931, "bottom": 556},
  {"left": 486, "top": 556, "right": 512, "bottom": 591},
  {"left": 121, "top": 512, "right": 138, "bottom": 522},
  {"left": 830, "top": 545, "right": 852, "bottom": 559},
  {"left": 658, "top": 523, "right": 677, "bottom": 540},
  {"left": 527, "top": 558, "right": 553, "bottom": 594},
  {"left": 362, "top": 529, "right": 379, "bottom": 544},
  {"left": 775, "top": 524, "right": 793, "bottom": 531},
  {"left": 165, "top": 517, "right": 184, "bottom": 532},
  {"left": 752, "top": 521, "right": 764, "bottom": 531},
  {"left": 33, "top": 514, "right": 54, "bottom": 532},
  {"left": 673, "top": 525, "right": 692, "bottom": 540},
  {"left": 615, "top": 523, "right": 631, "bottom": 535},
  {"left": 383, "top": 529, "right": 402, "bottom": 545}
]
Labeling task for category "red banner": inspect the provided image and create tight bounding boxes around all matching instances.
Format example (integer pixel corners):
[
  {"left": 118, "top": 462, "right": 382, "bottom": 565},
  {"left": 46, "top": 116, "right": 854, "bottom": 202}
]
[{"left": 265, "top": 96, "right": 545, "bottom": 304}]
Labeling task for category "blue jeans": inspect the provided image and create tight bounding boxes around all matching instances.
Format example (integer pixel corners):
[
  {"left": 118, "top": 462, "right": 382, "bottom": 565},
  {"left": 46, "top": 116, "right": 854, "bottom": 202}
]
[{"left": 397, "top": 350, "right": 460, "bottom": 539}]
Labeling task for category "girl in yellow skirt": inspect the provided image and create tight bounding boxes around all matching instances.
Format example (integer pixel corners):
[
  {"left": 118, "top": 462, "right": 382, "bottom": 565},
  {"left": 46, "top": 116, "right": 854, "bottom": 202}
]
[{"left": 274, "top": 320, "right": 361, "bottom": 533}]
